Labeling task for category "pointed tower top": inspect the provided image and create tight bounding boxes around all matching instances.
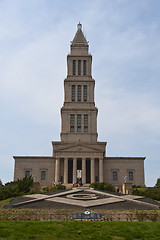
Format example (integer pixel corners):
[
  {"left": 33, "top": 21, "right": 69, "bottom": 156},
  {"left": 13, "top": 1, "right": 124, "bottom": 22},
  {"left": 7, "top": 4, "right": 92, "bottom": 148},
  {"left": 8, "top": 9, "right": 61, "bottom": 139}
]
[
  {"left": 77, "top": 22, "right": 82, "bottom": 31},
  {"left": 71, "top": 23, "right": 88, "bottom": 47}
]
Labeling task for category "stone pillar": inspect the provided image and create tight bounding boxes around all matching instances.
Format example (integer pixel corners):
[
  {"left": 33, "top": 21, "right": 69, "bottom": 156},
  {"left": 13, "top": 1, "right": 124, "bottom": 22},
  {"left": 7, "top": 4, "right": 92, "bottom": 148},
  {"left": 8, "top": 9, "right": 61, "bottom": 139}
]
[
  {"left": 73, "top": 158, "right": 77, "bottom": 184},
  {"left": 99, "top": 158, "right": 104, "bottom": 182},
  {"left": 64, "top": 158, "right": 68, "bottom": 184},
  {"left": 55, "top": 158, "right": 60, "bottom": 183},
  {"left": 82, "top": 158, "right": 86, "bottom": 184},
  {"left": 91, "top": 158, "right": 95, "bottom": 183}
]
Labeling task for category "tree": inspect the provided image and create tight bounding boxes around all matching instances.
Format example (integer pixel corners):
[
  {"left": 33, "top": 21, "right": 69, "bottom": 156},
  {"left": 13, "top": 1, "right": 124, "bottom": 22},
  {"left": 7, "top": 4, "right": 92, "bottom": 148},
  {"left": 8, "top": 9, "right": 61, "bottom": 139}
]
[
  {"left": 16, "top": 176, "right": 33, "bottom": 193},
  {"left": 0, "top": 176, "right": 33, "bottom": 201},
  {"left": 0, "top": 179, "right": 3, "bottom": 186},
  {"left": 155, "top": 178, "right": 160, "bottom": 188}
]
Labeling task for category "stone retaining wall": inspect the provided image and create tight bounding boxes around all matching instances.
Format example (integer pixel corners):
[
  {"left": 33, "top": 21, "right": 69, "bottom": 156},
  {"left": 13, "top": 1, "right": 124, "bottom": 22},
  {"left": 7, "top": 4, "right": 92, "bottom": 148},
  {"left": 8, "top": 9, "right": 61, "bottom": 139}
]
[{"left": 0, "top": 208, "right": 160, "bottom": 222}]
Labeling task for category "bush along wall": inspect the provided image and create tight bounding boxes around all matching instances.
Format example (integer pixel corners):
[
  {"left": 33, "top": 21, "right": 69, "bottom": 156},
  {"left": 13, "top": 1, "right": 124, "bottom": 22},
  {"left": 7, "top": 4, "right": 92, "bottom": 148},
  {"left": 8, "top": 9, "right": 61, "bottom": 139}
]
[
  {"left": 0, "top": 176, "right": 33, "bottom": 201},
  {"left": 90, "top": 182, "right": 115, "bottom": 192},
  {"left": 132, "top": 187, "right": 160, "bottom": 201},
  {"left": 42, "top": 184, "right": 66, "bottom": 193}
]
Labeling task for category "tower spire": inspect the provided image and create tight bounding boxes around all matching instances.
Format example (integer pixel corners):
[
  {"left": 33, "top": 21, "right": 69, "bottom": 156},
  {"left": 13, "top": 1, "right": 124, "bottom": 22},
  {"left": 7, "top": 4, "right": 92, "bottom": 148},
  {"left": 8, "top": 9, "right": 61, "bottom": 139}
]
[
  {"left": 71, "top": 23, "right": 88, "bottom": 56},
  {"left": 77, "top": 22, "right": 82, "bottom": 31}
]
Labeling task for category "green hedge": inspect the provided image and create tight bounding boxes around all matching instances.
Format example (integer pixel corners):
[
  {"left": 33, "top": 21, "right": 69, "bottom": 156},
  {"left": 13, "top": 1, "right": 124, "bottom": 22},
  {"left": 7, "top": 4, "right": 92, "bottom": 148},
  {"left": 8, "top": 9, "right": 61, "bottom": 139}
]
[
  {"left": 90, "top": 182, "right": 115, "bottom": 192},
  {"left": 42, "top": 184, "right": 66, "bottom": 193},
  {"left": 133, "top": 187, "right": 160, "bottom": 201}
]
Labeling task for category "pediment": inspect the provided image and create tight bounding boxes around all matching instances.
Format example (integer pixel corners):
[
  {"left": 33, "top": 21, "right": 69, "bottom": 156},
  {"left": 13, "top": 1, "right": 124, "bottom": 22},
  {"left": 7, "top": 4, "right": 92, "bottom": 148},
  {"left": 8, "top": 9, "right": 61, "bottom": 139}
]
[{"left": 58, "top": 144, "right": 102, "bottom": 153}]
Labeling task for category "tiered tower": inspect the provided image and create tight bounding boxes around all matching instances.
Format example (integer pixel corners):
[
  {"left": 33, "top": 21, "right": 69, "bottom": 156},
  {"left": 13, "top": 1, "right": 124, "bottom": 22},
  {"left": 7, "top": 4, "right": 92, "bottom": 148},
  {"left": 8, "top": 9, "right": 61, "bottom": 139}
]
[
  {"left": 52, "top": 23, "right": 106, "bottom": 185},
  {"left": 61, "top": 23, "right": 98, "bottom": 143}
]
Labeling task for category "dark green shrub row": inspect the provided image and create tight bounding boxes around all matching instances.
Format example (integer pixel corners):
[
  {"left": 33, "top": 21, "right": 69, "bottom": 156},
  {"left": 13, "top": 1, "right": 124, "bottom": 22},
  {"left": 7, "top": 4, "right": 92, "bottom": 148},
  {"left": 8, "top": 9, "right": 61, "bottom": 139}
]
[
  {"left": 0, "top": 176, "right": 33, "bottom": 201},
  {"left": 90, "top": 182, "right": 115, "bottom": 192},
  {"left": 42, "top": 184, "right": 66, "bottom": 193},
  {"left": 133, "top": 187, "right": 160, "bottom": 201}
]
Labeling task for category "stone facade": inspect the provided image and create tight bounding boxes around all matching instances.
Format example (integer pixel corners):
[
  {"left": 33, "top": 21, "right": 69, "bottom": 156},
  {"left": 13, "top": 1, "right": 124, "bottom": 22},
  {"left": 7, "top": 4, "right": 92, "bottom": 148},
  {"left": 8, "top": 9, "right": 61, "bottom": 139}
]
[
  {"left": 103, "top": 157, "right": 145, "bottom": 187},
  {"left": 14, "top": 157, "right": 54, "bottom": 187},
  {"left": 14, "top": 23, "right": 145, "bottom": 188}
]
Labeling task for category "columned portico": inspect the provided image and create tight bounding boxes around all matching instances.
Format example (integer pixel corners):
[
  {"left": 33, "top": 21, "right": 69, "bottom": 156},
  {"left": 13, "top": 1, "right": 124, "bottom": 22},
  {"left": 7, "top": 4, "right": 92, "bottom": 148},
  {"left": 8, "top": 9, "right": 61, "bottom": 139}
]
[
  {"left": 55, "top": 155, "right": 105, "bottom": 185},
  {"left": 82, "top": 158, "right": 86, "bottom": 184},
  {"left": 55, "top": 158, "right": 60, "bottom": 183},
  {"left": 99, "top": 158, "right": 104, "bottom": 182},
  {"left": 73, "top": 158, "right": 77, "bottom": 183},
  {"left": 64, "top": 158, "right": 68, "bottom": 184},
  {"left": 91, "top": 158, "right": 95, "bottom": 183}
]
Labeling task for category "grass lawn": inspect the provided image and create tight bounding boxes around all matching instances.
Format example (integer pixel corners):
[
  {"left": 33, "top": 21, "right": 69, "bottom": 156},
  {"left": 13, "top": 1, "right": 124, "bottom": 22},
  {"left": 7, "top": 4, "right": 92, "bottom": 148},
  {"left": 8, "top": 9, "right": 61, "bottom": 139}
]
[{"left": 0, "top": 221, "right": 160, "bottom": 240}]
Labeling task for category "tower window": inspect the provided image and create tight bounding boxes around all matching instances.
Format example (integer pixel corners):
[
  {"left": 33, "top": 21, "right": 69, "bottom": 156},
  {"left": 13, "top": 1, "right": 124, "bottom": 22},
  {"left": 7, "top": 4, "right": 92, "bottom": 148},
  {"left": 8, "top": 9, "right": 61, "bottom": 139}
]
[
  {"left": 129, "top": 171, "right": 133, "bottom": 181},
  {"left": 73, "top": 60, "right": 76, "bottom": 75},
  {"left": 77, "top": 85, "right": 81, "bottom": 101},
  {"left": 41, "top": 171, "right": 46, "bottom": 180},
  {"left": 84, "top": 85, "right": 87, "bottom": 102},
  {"left": 113, "top": 171, "right": 117, "bottom": 181},
  {"left": 77, "top": 114, "right": 81, "bottom": 132},
  {"left": 72, "top": 85, "right": 75, "bottom": 101},
  {"left": 83, "top": 60, "right": 86, "bottom": 75},
  {"left": 25, "top": 171, "right": 30, "bottom": 178},
  {"left": 78, "top": 60, "right": 81, "bottom": 75},
  {"left": 84, "top": 114, "right": 88, "bottom": 132},
  {"left": 70, "top": 114, "right": 75, "bottom": 132}
]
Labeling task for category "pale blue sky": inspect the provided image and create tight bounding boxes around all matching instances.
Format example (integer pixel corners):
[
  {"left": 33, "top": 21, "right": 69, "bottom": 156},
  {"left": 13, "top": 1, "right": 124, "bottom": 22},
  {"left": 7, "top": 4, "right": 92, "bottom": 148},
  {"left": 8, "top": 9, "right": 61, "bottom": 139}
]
[{"left": 0, "top": 0, "right": 160, "bottom": 186}]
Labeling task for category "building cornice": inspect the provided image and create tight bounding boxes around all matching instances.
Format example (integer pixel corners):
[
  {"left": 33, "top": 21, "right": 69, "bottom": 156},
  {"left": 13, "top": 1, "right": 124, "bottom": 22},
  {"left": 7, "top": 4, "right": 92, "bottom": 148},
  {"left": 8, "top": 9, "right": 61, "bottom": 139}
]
[
  {"left": 105, "top": 157, "right": 146, "bottom": 160},
  {"left": 13, "top": 156, "right": 54, "bottom": 159}
]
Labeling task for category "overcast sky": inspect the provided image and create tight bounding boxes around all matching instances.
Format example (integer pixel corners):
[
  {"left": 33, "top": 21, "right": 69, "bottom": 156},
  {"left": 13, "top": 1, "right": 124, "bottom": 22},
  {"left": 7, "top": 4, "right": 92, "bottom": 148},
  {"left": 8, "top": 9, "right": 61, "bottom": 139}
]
[{"left": 0, "top": 0, "right": 160, "bottom": 186}]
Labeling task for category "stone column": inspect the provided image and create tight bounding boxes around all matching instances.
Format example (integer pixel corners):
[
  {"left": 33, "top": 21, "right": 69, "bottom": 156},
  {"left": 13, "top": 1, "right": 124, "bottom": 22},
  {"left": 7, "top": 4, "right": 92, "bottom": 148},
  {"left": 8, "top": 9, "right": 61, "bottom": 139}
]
[
  {"left": 91, "top": 158, "right": 95, "bottom": 183},
  {"left": 73, "top": 158, "right": 77, "bottom": 184},
  {"left": 82, "top": 158, "right": 86, "bottom": 184},
  {"left": 99, "top": 158, "right": 104, "bottom": 182},
  {"left": 64, "top": 158, "right": 68, "bottom": 184},
  {"left": 55, "top": 158, "right": 60, "bottom": 183}
]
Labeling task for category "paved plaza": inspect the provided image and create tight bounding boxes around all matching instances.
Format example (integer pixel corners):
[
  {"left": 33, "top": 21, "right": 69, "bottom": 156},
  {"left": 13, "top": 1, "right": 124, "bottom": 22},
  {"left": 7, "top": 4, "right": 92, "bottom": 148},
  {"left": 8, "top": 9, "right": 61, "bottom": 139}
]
[{"left": 6, "top": 188, "right": 160, "bottom": 210}]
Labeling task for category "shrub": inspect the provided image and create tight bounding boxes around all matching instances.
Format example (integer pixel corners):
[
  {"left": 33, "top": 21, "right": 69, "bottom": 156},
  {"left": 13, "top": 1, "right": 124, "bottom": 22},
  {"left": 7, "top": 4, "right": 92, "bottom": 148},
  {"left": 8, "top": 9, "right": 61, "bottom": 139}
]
[
  {"left": 43, "top": 184, "right": 66, "bottom": 193},
  {"left": 90, "top": 182, "right": 115, "bottom": 192},
  {"left": 133, "top": 178, "right": 160, "bottom": 201},
  {"left": 42, "top": 187, "right": 49, "bottom": 192},
  {"left": 0, "top": 176, "right": 33, "bottom": 201},
  {"left": 0, "top": 179, "right": 3, "bottom": 186},
  {"left": 155, "top": 178, "right": 160, "bottom": 188},
  {"left": 133, "top": 187, "right": 160, "bottom": 201},
  {"left": 136, "top": 211, "right": 147, "bottom": 222},
  {"left": 29, "top": 188, "right": 36, "bottom": 194},
  {"left": 55, "top": 184, "right": 66, "bottom": 190},
  {"left": 149, "top": 211, "right": 158, "bottom": 222},
  {"left": 132, "top": 188, "right": 146, "bottom": 196},
  {"left": 16, "top": 176, "right": 33, "bottom": 193},
  {"left": 145, "top": 187, "right": 160, "bottom": 201}
]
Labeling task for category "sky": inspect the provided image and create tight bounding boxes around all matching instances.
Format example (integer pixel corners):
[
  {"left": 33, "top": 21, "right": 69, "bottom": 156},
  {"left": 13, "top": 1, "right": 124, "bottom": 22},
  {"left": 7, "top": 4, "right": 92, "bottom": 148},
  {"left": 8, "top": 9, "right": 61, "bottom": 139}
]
[{"left": 0, "top": 0, "right": 160, "bottom": 186}]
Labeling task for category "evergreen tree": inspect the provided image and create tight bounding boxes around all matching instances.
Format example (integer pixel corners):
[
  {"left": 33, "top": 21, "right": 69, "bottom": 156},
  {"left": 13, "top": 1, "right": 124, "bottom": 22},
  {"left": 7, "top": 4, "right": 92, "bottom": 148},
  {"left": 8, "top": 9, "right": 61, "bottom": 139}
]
[
  {"left": 0, "top": 179, "right": 3, "bottom": 186},
  {"left": 155, "top": 178, "right": 160, "bottom": 188}
]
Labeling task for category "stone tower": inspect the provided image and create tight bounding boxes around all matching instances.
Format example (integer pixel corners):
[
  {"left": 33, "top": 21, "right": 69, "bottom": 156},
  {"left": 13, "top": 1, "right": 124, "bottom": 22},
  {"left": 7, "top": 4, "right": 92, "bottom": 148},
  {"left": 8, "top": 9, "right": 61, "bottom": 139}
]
[
  {"left": 61, "top": 22, "right": 98, "bottom": 143},
  {"left": 52, "top": 23, "right": 106, "bottom": 185}
]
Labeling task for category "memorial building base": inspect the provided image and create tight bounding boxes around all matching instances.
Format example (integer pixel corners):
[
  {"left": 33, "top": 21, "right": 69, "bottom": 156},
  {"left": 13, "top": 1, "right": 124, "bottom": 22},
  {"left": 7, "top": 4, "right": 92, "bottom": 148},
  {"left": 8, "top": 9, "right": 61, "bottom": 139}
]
[{"left": 14, "top": 141, "right": 145, "bottom": 189}]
